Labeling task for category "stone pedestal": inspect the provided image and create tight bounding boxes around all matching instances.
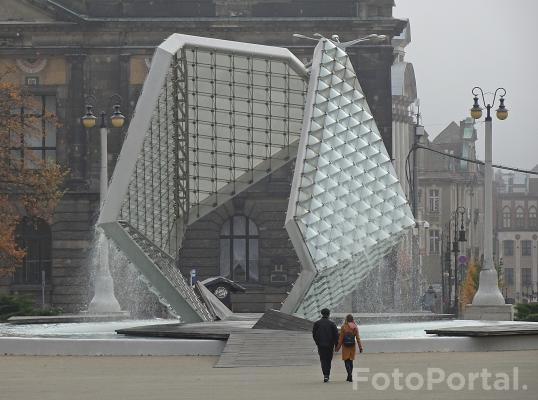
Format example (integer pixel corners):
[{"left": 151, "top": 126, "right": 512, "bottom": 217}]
[{"left": 463, "top": 304, "right": 513, "bottom": 321}]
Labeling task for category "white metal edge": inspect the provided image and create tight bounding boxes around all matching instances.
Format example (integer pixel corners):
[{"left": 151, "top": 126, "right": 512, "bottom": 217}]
[
  {"left": 163, "top": 33, "right": 308, "bottom": 78},
  {"left": 279, "top": 219, "right": 317, "bottom": 315},
  {"left": 98, "top": 45, "right": 173, "bottom": 225},
  {"left": 285, "top": 39, "right": 324, "bottom": 226},
  {"left": 280, "top": 40, "right": 325, "bottom": 315}
]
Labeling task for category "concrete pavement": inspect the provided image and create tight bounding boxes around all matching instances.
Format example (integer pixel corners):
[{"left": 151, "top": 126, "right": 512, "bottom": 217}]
[{"left": 1, "top": 351, "right": 537, "bottom": 400}]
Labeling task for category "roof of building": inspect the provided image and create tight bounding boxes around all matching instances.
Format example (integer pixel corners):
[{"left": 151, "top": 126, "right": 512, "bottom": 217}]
[{"left": 431, "top": 121, "right": 460, "bottom": 145}]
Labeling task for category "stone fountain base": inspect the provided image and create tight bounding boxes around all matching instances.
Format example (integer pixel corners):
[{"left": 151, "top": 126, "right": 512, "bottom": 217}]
[
  {"left": 463, "top": 304, "right": 513, "bottom": 321},
  {"left": 7, "top": 311, "right": 131, "bottom": 325}
]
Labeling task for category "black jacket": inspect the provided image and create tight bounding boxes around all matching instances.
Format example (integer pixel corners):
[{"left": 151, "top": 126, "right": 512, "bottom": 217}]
[{"left": 312, "top": 317, "right": 339, "bottom": 348}]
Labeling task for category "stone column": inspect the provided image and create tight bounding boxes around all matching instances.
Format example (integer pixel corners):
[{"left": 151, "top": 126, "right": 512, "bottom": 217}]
[
  {"left": 65, "top": 53, "right": 88, "bottom": 189},
  {"left": 531, "top": 234, "right": 538, "bottom": 291},
  {"left": 515, "top": 235, "right": 521, "bottom": 301},
  {"left": 119, "top": 53, "right": 131, "bottom": 141}
]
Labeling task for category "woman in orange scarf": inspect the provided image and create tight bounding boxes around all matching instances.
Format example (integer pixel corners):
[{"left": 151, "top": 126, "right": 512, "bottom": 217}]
[{"left": 335, "top": 314, "right": 364, "bottom": 382}]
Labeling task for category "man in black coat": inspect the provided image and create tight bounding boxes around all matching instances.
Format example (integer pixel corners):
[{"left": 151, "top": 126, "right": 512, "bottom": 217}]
[{"left": 312, "top": 308, "right": 339, "bottom": 382}]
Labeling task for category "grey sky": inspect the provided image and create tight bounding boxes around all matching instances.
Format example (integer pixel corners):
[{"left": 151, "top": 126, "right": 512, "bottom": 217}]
[{"left": 394, "top": 0, "right": 538, "bottom": 170}]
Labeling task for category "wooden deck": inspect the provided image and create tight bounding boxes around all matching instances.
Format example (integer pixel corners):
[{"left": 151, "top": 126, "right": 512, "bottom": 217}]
[
  {"left": 116, "top": 316, "right": 259, "bottom": 340},
  {"left": 117, "top": 311, "right": 319, "bottom": 367},
  {"left": 426, "top": 323, "right": 538, "bottom": 337},
  {"left": 215, "top": 330, "right": 317, "bottom": 368},
  {"left": 252, "top": 309, "right": 313, "bottom": 331}
]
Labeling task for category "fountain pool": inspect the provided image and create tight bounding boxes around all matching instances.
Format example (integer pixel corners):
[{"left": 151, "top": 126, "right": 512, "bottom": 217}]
[
  {"left": 1, "top": 318, "right": 537, "bottom": 356},
  {"left": 0, "top": 318, "right": 501, "bottom": 340}
]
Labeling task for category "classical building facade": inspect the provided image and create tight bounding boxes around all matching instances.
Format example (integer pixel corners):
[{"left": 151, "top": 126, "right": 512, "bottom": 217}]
[
  {"left": 416, "top": 118, "right": 485, "bottom": 311},
  {"left": 390, "top": 23, "right": 422, "bottom": 310},
  {"left": 495, "top": 167, "right": 538, "bottom": 303},
  {"left": 0, "top": 0, "right": 408, "bottom": 313}
]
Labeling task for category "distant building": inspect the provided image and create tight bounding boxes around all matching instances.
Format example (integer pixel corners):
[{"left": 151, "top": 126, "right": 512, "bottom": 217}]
[
  {"left": 416, "top": 118, "right": 485, "bottom": 310},
  {"left": 0, "top": 0, "right": 408, "bottom": 313},
  {"left": 494, "top": 166, "right": 538, "bottom": 303}
]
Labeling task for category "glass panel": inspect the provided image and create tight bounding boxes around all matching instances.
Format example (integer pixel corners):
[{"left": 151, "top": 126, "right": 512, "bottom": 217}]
[
  {"left": 248, "top": 238, "right": 259, "bottom": 282},
  {"left": 45, "top": 119, "right": 56, "bottom": 147},
  {"left": 220, "top": 219, "right": 231, "bottom": 236},
  {"left": 10, "top": 130, "right": 21, "bottom": 147},
  {"left": 45, "top": 150, "right": 56, "bottom": 162},
  {"left": 249, "top": 219, "right": 258, "bottom": 235},
  {"left": 184, "top": 47, "right": 306, "bottom": 211},
  {"left": 504, "top": 268, "right": 514, "bottom": 285},
  {"left": 24, "top": 117, "right": 43, "bottom": 147},
  {"left": 503, "top": 240, "right": 514, "bottom": 256},
  {"left": 24, "top": 149, "right": 42, "bottom": 169},
  {"left": 522, "top": 268, "right": 532, "bottom": 286},
  {"left": 24, "top": 97, "right": 42, "bottom": 116},
  {"left": 219, "top": 238, "right": 230, "bottom": 278},
  {"left": 232, "top": 238, "right": 246, "bottom": 282},
  {"left": 10, "top": 149, "right": 22, "bottom": 165},
  {"left": 45, "top": 95, "right": 56, "bottom": 114},
  {"left": 233, "top": 215, "right": 246, "bottom": 235}
]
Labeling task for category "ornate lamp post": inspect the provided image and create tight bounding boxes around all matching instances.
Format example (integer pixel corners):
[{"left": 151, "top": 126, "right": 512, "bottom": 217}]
[
  {"left": 467, "top": 87, "right": 510, "bottom": 317},
  {"left": 81, "top": 96, "right": 126, "bottom": 314},
  {"left": 81, "top": 99, "right": 125, "bottom": 207}
]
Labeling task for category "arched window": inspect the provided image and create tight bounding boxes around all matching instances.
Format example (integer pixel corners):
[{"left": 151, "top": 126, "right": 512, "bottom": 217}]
[
  {"left": 14, "top": 217, "right": 52, "bottom": 284},
  {"left": 502, "top": 207, "right": 511, "bottom": 228},
  {"left": 515, "top": 207, "right": 524, "bottom": 228},
  {"left": 529, "top": 206, "right": 537, "bottom": 228},
  {"left": 219, "top": 215, "right": 259, "bottom": 283}
]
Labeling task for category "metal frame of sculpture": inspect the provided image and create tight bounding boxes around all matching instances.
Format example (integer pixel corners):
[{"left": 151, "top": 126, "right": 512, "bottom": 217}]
[{"left": 98, "top": 34, "right": 413, "bottom": 322}]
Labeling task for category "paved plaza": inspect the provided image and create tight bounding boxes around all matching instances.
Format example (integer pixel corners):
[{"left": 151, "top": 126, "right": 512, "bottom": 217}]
[{"left": 2, "top": 350, "right": 537, "bottom": 400}]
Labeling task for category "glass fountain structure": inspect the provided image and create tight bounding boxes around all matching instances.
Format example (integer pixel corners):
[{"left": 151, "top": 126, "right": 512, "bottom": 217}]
[{"left": 98, "top": 34, "right": 414, "bottom": 322}]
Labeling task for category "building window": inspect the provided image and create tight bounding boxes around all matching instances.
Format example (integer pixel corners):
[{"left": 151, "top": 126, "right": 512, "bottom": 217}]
[
  {"left": 521, "top": 268, "right": 532, "bottom": 287},
  {"left": 529, "top": 206, "right": 537, "bottom": 228},
  {"left": 503, "top": 240, "right": 514, "bottom": 256},
  {"left": 515, "top": 207, "right": 524, "bottom": 228},
  {"left": 13, "top": 218, "right": 52, "bottom": 284},
  {"left": 10, "top": 95, "right": 57, "bottom": 168},
  {"left": 503, "top": 268, "right": 514, "bottom": 286},
  {"left": 429, "top": 229, "right": 440, "bottom": 254},
  {"left": 502, "top": 207, "right": 511, "bottom": 228},
  {"left": 428, "top": 189, "right": 440, "bottom": 213},
  {"left": 521, "top": 240, "right": 532, "bottom": 257},
  {"left": 219, "top": 215, "right": 259, "bottom": 283}
]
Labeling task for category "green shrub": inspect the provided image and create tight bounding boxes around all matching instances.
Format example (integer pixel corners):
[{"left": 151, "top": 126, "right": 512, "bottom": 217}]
[
  {"left": 0, "top": 294, "right": 61, "bottom": 321},
  {"left": 514, "top": 303, "right": 538, "bottom": 321},
  {"left": 524, "top": 313, "right": 538, "bottom": 322}
]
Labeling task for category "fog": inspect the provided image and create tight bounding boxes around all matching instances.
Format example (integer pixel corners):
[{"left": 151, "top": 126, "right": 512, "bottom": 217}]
[{"left": 394, "top": 0, "right": 538, "bottom": 170}]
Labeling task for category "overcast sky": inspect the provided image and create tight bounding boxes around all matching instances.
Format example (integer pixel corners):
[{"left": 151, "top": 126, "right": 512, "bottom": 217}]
[{"left": 393, "top": 0, "right": 538, "bottom": 170}]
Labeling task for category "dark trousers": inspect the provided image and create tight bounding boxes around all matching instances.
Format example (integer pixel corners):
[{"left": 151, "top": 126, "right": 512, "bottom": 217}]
[
  {"left": 344, "top": 359, "right": 354, "bottom": 377},
  {"left": 317, "top": 346, "right": 334, "bottom": 377}
]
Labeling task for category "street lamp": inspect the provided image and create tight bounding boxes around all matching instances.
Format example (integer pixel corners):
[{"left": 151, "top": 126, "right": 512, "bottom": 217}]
[
  {"left": 453, "top": 206, "right": 466, "bottom": 315},
  {"left": 469, "top": 87, "right": 507, "bottom": 307},
  {"left": 80, "top": 96, "right": 126, "bottom": 314},
  {"left": 81, "top": 105, "right": 97, "bottom": 129},
  {"left": 80, "top": 97, "right": 125, "bottom": 206}
]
